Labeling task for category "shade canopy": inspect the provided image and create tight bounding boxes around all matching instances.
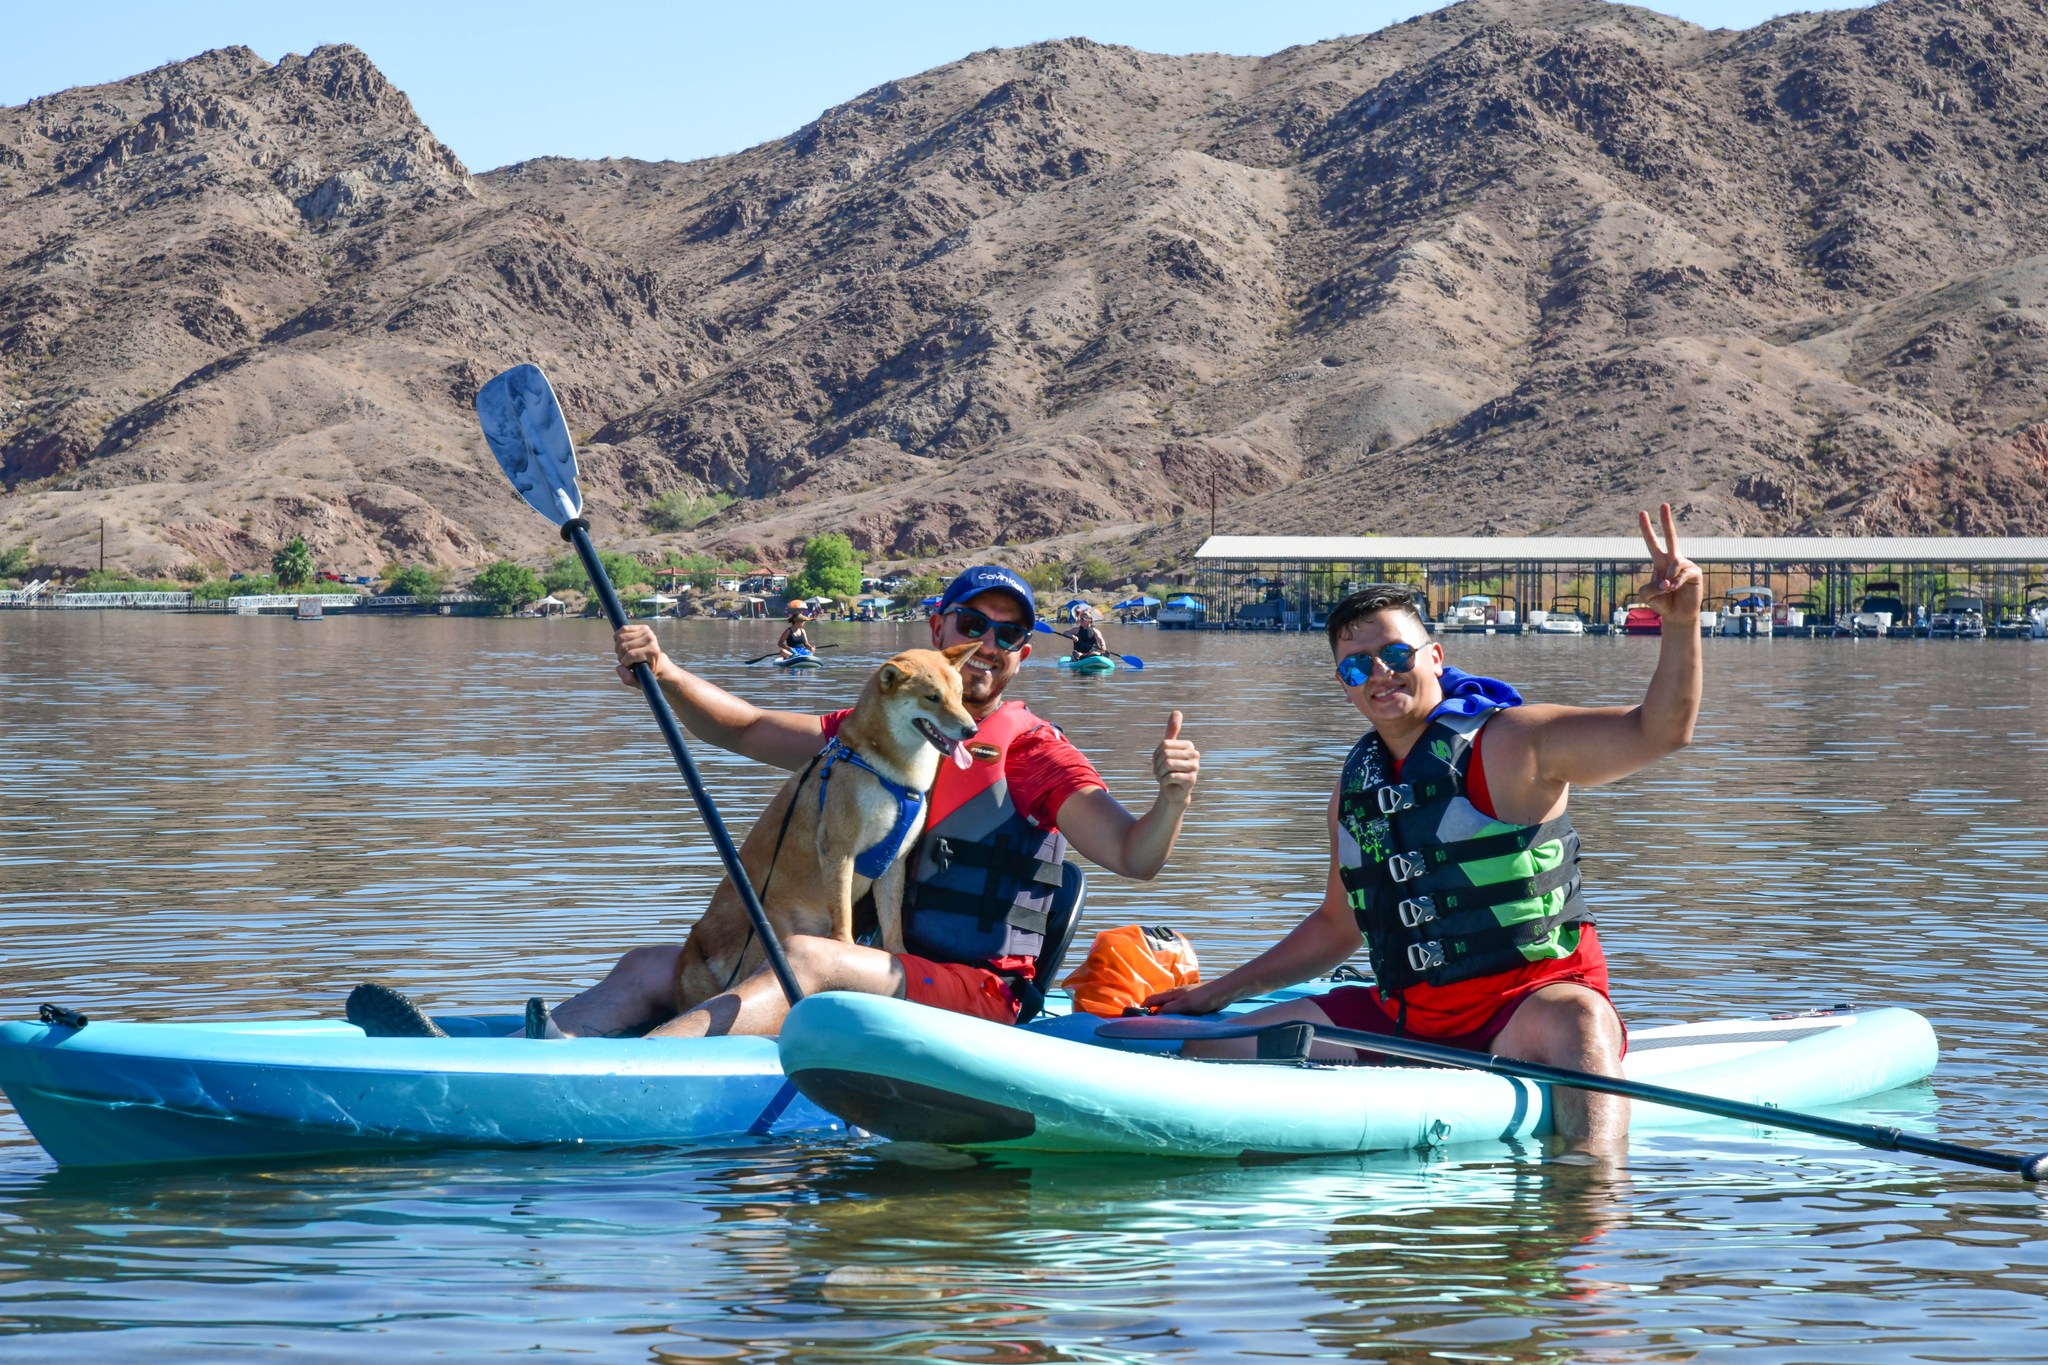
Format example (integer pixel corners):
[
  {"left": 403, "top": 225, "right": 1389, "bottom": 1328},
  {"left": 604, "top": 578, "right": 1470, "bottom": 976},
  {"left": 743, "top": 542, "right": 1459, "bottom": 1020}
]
[
  {"left": 1165, "top": 595, "right": 1204, "bottom": 607},
  {"left": 1114, "top": 595, "right": 1162, "bottom": 608},
  {"left": 640, "top": 593, "right": 677, "bottom": 605},
  {"left": 536, "top": 595, "right": 565, "bottom": 606}
]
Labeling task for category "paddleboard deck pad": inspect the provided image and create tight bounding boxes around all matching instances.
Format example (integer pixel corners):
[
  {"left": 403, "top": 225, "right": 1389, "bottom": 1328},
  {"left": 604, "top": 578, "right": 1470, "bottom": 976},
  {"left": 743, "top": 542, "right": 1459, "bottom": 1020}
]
[
  {"left": 778, "top": 993, "right": 1939, "bottom": 1158},
  {"left": 0, "top": 1014, "right": 841, "bottom": 1167}
]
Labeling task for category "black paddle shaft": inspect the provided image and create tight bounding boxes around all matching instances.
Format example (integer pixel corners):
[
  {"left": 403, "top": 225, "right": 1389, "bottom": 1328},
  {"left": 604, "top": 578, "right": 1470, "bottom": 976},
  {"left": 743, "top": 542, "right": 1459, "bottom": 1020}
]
[
  {"left": 1304, "top": 1022, "right": 2046, "bottom": 1180},
  {"left": 563, "top": 519, "right": 802, "bottom": 1006},
  {"left": 1101, "top": 1015, "right": 2047, "bottom": 1181}
]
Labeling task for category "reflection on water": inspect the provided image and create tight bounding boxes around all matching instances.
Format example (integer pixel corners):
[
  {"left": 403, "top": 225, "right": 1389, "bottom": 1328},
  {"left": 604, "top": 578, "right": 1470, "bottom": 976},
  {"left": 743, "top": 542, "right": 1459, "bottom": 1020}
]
[{"left": 3, "top": 614, "right": 2046, "bottom": 1357}]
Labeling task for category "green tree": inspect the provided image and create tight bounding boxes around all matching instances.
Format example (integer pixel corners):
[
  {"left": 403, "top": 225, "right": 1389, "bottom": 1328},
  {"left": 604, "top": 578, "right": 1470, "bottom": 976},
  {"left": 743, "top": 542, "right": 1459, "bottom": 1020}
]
[
  {"left": 272, "top": 537, "right": 315, "bottom": 587},
  {"left": 471, "top": 560, "right": 544, "bottom": 615},
  {"left": 659, "top": 551, "right": 732, "bottom": 592},
  {"left": 387, "top": 565, "right": 443, "bottom": 599},
  {"left": 790, "top": 533, "right": 861, "bottom": 600},
  {"left": 545, "top": 550, "right": 651, "bottom": 595},
  {"left": 1075, "top": 554, "right": 1115, "bottom": 587},
  {"left": 0, "top": 543, "right": 31, "bottom": 578},
  {"left": 897, "top": 572, "right": 945, "bottom": 611}
]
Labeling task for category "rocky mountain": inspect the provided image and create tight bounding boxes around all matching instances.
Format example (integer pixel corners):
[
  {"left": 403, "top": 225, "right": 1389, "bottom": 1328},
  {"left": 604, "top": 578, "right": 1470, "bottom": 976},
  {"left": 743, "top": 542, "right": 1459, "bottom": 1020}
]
[{"left": 5, "top": 0, "right": 2048, "bottom": 579}]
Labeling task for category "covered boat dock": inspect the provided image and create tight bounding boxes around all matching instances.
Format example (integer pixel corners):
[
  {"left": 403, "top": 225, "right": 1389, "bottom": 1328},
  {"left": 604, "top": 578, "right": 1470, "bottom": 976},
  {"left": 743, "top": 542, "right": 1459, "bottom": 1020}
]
[{"left": 1191, "top": 536, "right": 2048, "bottom": 631}]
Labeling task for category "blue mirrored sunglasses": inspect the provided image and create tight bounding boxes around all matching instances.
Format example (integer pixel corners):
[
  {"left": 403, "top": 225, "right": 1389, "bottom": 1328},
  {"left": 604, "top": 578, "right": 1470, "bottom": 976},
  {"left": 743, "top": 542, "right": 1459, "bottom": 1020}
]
[
  {"left": 1335, "top": 642, "right": 1420, "bottom": 687},
  {"left": 945, "top": 605, "right": 1031, "bottom": 651}
]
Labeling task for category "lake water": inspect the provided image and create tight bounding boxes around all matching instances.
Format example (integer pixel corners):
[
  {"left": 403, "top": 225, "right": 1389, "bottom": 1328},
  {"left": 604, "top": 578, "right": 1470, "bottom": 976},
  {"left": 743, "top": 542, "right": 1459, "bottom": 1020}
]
[{"left": 3, "top": 613, "right": 2046, "bottom": 1361}]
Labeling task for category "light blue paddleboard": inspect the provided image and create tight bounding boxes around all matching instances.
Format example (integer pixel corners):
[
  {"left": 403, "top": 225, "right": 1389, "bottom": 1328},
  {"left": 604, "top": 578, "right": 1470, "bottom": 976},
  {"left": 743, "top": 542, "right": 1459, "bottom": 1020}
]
[
  {"left": 0, "top": 1013, "right": 841, "bottom": 1168},
  {"left": 779, "top": 994, "right": 1940, "bottom": 1158}
]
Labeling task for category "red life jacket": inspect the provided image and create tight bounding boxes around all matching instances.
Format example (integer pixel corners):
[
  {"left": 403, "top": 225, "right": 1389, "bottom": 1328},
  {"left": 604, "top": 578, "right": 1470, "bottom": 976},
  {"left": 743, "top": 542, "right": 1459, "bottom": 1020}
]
[{"left": 902, "top": 699, "right": 1070, "bottom": 970}]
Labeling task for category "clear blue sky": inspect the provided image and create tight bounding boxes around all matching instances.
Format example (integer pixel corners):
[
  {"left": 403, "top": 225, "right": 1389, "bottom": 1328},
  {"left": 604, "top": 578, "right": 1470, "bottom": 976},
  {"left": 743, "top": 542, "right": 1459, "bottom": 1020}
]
[{"left": 7, "top": 1, "right": 1865, "bottom": 173}]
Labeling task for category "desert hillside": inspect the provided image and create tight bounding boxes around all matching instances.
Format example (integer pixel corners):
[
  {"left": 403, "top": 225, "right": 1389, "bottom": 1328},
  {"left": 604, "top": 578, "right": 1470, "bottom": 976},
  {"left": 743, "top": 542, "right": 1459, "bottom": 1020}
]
[{"left": 5, "top": 0, "right": 2048, "bottom": 578}]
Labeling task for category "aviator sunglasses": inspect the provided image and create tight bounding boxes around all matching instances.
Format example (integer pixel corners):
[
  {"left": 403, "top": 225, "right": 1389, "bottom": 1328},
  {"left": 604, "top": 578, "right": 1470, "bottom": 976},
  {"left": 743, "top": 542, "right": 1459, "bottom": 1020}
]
[
  {"left": 945, "top": 604, "right": 1032, "bottom": 652},
  {"left": 1335, "top": 642, "right": 1421, "bottom": 687}
]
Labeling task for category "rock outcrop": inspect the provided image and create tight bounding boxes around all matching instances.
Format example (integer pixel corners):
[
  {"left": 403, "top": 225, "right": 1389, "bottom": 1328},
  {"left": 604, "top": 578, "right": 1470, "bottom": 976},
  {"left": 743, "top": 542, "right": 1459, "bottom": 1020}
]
[{"left": 5, "top": 2, "right": 2048, "bottom": 575}]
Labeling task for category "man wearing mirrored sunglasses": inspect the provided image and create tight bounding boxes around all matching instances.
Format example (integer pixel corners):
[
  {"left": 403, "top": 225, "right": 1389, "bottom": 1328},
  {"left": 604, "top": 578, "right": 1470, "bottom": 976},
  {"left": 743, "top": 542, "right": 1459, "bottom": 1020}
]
[
  {"left": 1151, "top": 505, "right": 1702, "bottom": 1157},
  {"left": 532, "top": 563, "right": 1199, "bottom": 1040}
]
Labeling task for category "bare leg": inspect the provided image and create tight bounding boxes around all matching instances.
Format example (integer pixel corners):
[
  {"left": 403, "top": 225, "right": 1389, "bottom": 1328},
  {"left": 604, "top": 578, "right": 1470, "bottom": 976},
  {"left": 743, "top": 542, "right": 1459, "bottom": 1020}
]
[
  {"left": 552, "top": 944, "right": 685, "bottom": 1038},
  {"left": 1490, "top": 982, "right": 1629, "bottom": 1157},
  {"left": 648, "top": 934, "right": 907, "bottom": 1039}
]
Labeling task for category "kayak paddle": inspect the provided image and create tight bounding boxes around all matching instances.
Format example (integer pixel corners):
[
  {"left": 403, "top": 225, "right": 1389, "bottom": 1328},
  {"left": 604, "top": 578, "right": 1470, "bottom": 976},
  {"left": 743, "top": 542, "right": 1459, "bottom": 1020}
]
[
  {"left": 744, "top": 644, "right": 841, "bottom": 665},
  {"left": 1098, "top": 1014, "right": 2048, "bottom": 1182},
  {"left": 1031, "top": 620, "right": 1145, "bottom": 669},
  {"left": 475, "top": 363, "right": 803, "bottom": 1006}
]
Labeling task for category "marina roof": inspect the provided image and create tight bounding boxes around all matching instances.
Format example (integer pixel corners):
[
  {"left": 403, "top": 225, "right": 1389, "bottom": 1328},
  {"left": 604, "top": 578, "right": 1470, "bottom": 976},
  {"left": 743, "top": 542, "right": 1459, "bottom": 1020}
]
[{"left": 1194, "top": 536, "right": 2048, "bottom": 564}]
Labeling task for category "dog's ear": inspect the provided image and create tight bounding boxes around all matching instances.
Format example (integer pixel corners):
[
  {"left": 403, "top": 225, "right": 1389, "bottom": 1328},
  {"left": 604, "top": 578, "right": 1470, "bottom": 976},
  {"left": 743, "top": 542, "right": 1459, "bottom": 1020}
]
[
  {"left": 877, "top": 661, "right": 904, "bottom": 690},
  {"left": 942, "top": 641, "right": 980, "bottom": 669}
]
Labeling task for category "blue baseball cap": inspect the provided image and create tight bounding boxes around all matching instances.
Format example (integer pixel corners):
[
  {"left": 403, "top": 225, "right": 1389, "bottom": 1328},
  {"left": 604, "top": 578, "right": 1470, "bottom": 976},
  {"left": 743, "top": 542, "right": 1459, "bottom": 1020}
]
[{"left": 937, "top": 564, "right": 1035, "bottom": 619}]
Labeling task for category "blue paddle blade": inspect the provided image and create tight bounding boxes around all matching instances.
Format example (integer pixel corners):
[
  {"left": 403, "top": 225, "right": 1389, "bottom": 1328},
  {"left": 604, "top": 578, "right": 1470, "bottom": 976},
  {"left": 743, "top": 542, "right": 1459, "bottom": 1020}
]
[{"left": 476, "top": 364, "right": 582, "bottom": 525}]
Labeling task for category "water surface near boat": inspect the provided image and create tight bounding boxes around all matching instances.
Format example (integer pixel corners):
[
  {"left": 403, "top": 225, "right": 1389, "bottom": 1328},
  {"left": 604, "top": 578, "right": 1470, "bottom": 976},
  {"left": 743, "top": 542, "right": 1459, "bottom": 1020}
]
[{"left": 3, "top": 614, "right": 2046, "bottom": 1359}]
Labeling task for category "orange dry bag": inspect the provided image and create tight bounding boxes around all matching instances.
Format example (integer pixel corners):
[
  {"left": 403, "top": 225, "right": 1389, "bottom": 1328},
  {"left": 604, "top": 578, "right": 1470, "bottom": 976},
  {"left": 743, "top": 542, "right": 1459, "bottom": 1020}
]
[{"left": 1061, "top": 924, "right": 1201, "bottom": 1017}]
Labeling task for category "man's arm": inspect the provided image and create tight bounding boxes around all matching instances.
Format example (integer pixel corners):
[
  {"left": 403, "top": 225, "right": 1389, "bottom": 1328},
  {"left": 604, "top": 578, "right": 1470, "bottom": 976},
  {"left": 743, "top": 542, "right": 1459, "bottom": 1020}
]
[
  {"left": 1054, "top": 711, "right": 1198, "bottom": 880},
  {"left": 614, "top": 625, "right": 823, "bottom": 771},
  {"left": 1150, "top": 792, "right": 1360, "bottom": 1013},
  {"left": 1497, "top": 504, "right": 1704, "bottom": 793}
]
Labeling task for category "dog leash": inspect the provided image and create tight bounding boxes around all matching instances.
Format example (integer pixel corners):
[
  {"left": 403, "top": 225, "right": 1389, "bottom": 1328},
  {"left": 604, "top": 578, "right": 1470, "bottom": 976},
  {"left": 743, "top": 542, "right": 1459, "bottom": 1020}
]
[{"left": 720, "top": 750, "right": 824, "bottom": 992}]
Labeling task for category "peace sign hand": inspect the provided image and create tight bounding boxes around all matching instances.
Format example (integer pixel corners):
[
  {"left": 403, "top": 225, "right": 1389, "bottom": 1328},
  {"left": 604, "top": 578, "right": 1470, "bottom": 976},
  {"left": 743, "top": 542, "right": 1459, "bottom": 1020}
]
[{"left": 1639, "top": 502, "right": 1703, "bottom": 623}]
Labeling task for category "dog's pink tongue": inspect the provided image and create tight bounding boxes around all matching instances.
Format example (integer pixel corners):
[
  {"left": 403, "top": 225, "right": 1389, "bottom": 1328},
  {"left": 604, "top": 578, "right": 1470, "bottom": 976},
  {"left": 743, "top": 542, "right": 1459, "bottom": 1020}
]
[{"left": 951, "top": 741, "right": 973, "bottom": 771}]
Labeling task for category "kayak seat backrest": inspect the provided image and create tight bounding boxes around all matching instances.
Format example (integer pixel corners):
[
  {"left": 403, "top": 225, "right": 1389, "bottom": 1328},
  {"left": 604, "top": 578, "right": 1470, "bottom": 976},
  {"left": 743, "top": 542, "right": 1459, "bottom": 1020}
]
[{"left": 1016, "top": 862, "right": 1087, "bottom": 1026}]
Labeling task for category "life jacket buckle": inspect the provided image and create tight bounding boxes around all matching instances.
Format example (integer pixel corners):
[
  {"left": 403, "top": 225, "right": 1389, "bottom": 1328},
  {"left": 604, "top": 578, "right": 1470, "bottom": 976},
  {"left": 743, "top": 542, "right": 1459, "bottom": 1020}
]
[
  {"left": 1396, "top": 895, "right": 1436, "bottom": 927},
  {"left": 1376, "top": 783, "right": 1415, "bottom": 815},
  {"left": 1406, "top": 941, "right": 1446, "bottom": 974},
  {"left": 1387, "top": 852, "right": 1427, "bottom": 883},
  {"left": 931, "top": 838, "right": 953, "bottom": 873}
]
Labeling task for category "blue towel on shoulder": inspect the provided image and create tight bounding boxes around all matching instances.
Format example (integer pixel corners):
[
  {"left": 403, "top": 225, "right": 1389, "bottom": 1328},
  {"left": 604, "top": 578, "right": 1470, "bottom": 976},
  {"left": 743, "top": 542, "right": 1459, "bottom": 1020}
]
[{"left": 1431, "top": 665, "right": 1523, "bottom": 719}]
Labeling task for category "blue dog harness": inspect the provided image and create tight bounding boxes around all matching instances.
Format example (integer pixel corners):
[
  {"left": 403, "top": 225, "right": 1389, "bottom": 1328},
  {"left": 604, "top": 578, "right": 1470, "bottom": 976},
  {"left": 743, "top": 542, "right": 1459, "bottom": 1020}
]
[{"left": 816, "top": 738, "right": 927, "bottom": 879}]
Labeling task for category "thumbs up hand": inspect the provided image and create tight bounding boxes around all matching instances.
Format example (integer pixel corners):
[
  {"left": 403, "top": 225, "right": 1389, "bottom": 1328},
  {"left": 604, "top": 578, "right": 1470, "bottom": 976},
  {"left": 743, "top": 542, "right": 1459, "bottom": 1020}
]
[{"left": 1151, "top": 709, "right": 1199, "bottom": 803}]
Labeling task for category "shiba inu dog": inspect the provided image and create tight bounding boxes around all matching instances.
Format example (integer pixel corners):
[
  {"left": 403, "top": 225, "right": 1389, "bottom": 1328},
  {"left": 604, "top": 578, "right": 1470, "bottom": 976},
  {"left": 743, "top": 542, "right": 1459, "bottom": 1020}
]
[{"left": 671, "top": 643, "right": 981, "bottom": 1011}]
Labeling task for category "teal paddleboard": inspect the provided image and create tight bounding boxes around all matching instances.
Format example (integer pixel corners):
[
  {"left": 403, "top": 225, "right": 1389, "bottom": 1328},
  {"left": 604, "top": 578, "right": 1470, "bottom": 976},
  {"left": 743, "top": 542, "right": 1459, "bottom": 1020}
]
[
  {"left": 778, "top": 993, "right": 1940, "bottom": 1158},
  {"left": 0, "top": 1013, "right": 842, "bottom": 1167}
]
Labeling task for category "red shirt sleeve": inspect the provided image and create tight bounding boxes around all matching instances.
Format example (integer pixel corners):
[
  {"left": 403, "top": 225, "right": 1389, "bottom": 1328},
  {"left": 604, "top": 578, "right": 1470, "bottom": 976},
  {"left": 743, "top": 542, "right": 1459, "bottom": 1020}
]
[
  {"left": 817, "top": 708, "right": 852, "bottom": 741},
  {"left": 1005, "top": 724, "right": 1105, "bottom": 832}
]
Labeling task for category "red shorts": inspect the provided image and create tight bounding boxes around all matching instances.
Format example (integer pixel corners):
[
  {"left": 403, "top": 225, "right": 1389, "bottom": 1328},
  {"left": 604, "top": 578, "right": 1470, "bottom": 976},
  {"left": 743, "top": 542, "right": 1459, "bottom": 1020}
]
[
  {"left": 895, "top": 952, "right": 1020, "bottom": 1024},
  {"left": 1309, "top": 979, "right": 1626, "bottom": 1061}
]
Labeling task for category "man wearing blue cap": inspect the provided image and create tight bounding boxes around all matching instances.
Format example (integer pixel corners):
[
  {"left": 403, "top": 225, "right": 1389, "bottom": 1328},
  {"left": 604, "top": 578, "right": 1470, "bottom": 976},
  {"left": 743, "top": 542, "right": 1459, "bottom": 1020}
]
[{"left": 543, "top": 564, "right": 1201, "bottom": 1038}]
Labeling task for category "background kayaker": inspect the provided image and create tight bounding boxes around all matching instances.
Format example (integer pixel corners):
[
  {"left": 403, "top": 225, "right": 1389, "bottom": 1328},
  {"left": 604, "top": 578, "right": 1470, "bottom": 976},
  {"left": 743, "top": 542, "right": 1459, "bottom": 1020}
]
[
  {"left": 1148, "top": 504, "right": 1702, "bottom": 1157},
  {"left": 1070, "top": 606, "right": 1109, "bottom": 660},
  {"left": 552, "top": 563, "right": 1202, "bottom": 1039},
  {"left": 777, "top": 608, "right": 812, "bottom": 659}
]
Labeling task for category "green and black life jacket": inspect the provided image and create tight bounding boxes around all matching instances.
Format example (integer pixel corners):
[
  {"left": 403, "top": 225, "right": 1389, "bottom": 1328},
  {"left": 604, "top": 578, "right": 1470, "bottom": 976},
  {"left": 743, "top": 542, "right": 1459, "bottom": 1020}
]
[{"left": 1335, "top": 706, "right": 1590, "bottom": 998}]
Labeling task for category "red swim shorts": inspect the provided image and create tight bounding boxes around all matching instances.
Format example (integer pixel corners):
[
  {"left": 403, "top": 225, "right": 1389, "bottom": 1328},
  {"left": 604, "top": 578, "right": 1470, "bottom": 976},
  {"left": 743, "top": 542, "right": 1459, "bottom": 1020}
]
[
  {"left": 894, "top": 952, "right": 1020, "bottom": 1024},
  {"left": 1310, "top": 981, "right": 1626, "bottom": 1061}
]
